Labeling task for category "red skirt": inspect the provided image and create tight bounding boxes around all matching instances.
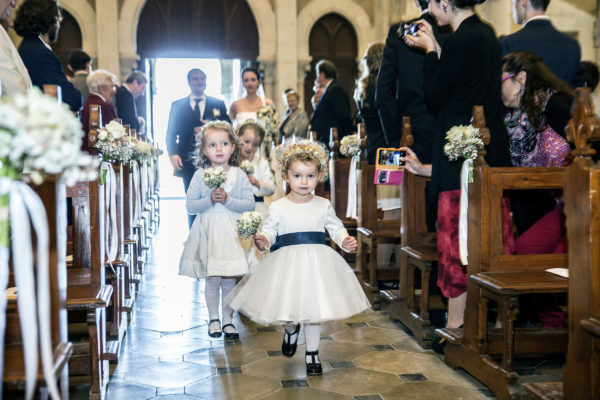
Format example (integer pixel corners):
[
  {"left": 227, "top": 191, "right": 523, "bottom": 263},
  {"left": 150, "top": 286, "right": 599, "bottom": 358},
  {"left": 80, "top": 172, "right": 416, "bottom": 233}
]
[{"left": 437, "top": 190, "right": 466, "bottom": 298}]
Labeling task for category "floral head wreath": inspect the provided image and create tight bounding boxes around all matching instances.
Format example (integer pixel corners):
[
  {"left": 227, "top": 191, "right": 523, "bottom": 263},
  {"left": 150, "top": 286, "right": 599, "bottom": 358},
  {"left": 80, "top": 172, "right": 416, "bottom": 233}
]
[
  {"left": 280, "top": 140, "right": 329, "bottom": 182},
  {"left": 235, "top": 118, "right": 266, "bottom": 140}
]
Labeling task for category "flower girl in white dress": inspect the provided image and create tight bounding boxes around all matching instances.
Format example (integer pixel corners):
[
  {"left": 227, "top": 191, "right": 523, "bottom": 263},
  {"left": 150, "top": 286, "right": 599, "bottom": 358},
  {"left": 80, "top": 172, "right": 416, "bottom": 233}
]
[
  {"left": 227, "top": 141, "right": 371, "bottom": 375},
  {"left": 236, "top": 120, "right": 275, "bottom": 217},
  {"left": 179, "top": 121, "right": 255, "bottom": 340}
]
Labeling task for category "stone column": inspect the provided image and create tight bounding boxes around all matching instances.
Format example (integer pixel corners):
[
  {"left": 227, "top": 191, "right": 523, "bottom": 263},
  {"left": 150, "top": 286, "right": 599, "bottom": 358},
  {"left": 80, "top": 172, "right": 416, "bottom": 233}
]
[
  {"left": 374, "top": 0, "right": 391, "bottom": 41},
  {"left": 95, "top": 0, "right": 121, "bottom": 80},
  {"left": 274, "top": 0, "right": 298, "bottom": 113},
  {"left": 297, "top": 59, "right": 311, "bottom": 110},
  {"left": 260, "top": 59, "right": 276, "bottom": 109},
  {"left": 478, "top": 0, "right": 514, "bottom": 37}
]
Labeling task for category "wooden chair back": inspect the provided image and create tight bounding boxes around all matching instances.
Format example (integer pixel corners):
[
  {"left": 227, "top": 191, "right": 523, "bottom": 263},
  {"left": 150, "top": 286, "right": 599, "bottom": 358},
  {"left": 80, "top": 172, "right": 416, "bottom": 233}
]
[
  {"left": 563, "top": 87, "right": 600, "bottom": 400},
  {"left": 400, "top": 117, "right": 436, "bottom": 248}
]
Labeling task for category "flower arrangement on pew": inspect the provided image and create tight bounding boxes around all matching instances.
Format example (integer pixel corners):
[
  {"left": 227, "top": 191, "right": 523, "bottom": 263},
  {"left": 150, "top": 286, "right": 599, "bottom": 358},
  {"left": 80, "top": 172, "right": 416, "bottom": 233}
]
[
  {"left": 95, "top": 120, "right": 135, "bottom": 164},
  {"left": 257, "top": 106, "right": 279, "bottom": 160},
  {"left": 0, "top": 87, "right": 99, "bottom": 400},
  {"left": 443, "top": 124, "right": 484, "bottom": 183},
  {"left": 340, "top": 134, "right": 361, "bottom": 158}
]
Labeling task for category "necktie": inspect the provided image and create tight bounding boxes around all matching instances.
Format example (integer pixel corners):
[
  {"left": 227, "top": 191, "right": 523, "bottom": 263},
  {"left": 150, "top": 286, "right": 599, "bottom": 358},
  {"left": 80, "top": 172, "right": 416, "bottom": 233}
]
[{"left": 193, "top": 98, "right": 201, "bottom": 117}]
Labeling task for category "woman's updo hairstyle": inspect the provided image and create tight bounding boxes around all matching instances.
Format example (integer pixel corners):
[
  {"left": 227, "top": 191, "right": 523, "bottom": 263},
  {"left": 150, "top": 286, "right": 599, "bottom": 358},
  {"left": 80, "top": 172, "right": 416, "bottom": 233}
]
[
  {"left": 433, "top": 0, "right": 486, "bottom": 9},
  {"left": 241, "top": 66, "right": 262, "bottom": 82},
  {"left": 502, "top": 50, "right": 573, "bottom": 130}
]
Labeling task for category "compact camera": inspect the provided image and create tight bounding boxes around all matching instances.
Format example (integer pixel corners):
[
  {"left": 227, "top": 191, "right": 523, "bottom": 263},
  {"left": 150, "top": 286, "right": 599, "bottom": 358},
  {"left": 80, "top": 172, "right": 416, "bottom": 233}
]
[{"left": 403, "top": 23, "right": 420, "bottom": 37}]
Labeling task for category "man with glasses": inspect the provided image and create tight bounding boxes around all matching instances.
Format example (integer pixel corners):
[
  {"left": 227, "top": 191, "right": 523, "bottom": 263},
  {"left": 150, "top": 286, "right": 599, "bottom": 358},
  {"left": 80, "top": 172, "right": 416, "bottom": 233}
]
[{"left": 14, "top": 0, "right": 82, "bottom": 111}]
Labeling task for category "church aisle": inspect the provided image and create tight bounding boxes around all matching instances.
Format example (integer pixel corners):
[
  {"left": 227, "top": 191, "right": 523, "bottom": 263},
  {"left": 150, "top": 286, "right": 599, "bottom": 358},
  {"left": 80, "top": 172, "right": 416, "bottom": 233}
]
[{"left": 95, "top": 199, "right": 491, "bottom": 400}]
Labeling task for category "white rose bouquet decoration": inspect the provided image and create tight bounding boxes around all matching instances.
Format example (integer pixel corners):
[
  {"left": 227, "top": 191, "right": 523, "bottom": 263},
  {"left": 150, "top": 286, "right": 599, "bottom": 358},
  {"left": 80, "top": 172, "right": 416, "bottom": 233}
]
[
  {"left": 203, "top": 166, "right": 227, "bottom": 189},
  {"left": 240, "top": 160, "right": 254, "bottom": 175},
  {"left": 95, "top": 120, "right": 135, "bottom": 163},
  {"left": 0, "top": 87, "right": 98, "bottom": 186},
  {"left": 340, "top": 134, "right": 361, "bottom": 157},
  {"left": 443, "top": 125, "right": 484, "bottom": 162},
  {"left": 131, "top": 139, "right": 154, "bottom": 162},
  {"left": 236, "top": 211, "right": 263, "bottom": 239}
]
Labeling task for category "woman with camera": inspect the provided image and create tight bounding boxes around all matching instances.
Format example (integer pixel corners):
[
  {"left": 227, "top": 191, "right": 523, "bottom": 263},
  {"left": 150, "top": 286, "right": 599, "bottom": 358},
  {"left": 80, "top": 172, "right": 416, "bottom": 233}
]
[{"left": 403, "top": 0, "right": 510, "bottom": 346}]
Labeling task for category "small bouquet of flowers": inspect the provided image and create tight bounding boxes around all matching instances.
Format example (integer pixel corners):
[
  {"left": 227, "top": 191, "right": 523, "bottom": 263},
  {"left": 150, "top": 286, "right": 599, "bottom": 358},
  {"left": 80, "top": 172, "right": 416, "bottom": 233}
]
[
  {"left": 203, "top": 166, "right": 227, "bottom": 189},
  {"left": 240, "top": 160, "right": 254, "bottom": 175},
  {"left": 443, "top": 124, "right": 484, "bottom": 162},
  {"left": 236, "top": 211, "right": 263, "bottom": 239},
  {"left": 340, "top": 134, "right": 361, "bottom": 157},
  {"left": 95, "top": 120, "right": 135, "bottom": 163},
  {"left": 257, "top": 106, "right": 280, "bottom": 160}
]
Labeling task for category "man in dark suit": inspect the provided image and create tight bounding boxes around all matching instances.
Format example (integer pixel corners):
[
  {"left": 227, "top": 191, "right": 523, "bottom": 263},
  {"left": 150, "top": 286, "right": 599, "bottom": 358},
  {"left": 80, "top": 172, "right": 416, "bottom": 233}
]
[
  {"left": 116, "top": 71, "right": 147, "bottom": 135},
  {"left": 309, "top": 60, "right": 353, "bottom": 144},
  {"left": 501, "top": 0, "right": 584, "bottom": 88},
  {"left": 13, "top": 0, "right": 82, "bottom": 112},
  {"left": 166, "top": 68, "right": 230, "bottom": 227},
  {"left": 376, "top": 0, "right": 449, "bottom": 164}
]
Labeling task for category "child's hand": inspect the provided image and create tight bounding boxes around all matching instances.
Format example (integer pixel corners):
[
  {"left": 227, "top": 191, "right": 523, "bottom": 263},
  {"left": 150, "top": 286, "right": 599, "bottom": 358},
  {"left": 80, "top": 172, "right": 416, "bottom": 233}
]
[
  {"left": 211, "top": 188, "right": 228, "bottom": 204},
  {"left": 342, "top": 236, "right": 358, "bottom": 252},
  {"left": 248, "top": 175, "right": 261, "bottom": 188},
  {"left": 254, "top": 234, "right": 268, "bottom": 251}
]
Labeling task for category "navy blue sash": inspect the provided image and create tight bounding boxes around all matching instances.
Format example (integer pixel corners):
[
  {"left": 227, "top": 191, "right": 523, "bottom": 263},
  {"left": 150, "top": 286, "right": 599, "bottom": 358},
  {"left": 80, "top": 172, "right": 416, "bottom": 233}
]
[
  {"left": 270, "top": 231, "right": 326, "bottom": 252},
  {"left": 254, "top": 195, "right": 264, "bottom": 202}
]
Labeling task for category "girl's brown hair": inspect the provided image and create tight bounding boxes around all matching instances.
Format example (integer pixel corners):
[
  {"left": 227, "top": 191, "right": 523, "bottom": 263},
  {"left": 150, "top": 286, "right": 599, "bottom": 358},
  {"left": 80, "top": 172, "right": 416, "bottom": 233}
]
[{"left": 236, "top": 120, "right": 266, "bottom": 143}]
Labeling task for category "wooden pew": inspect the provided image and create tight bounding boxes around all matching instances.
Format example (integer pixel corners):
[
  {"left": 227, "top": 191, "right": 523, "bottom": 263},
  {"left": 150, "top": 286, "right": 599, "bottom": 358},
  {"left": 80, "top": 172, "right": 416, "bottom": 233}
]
[
  {"left": 523, "top": 88, "right": 600, "bottom": 400},
  {"left": 381, "top": 116, "right": 440, "bottom": 348},
  {"left": 66, "top": 178, "right": 113, "bottom": 398},
  {"left": 3, "top": 178, "right": 73, "bottom": 398},
  {"left": 355, "top": 123, "right": 402, "bottom": 309},
  {"left": 436, "top": 106, "right": 569, "bottom": 400}
]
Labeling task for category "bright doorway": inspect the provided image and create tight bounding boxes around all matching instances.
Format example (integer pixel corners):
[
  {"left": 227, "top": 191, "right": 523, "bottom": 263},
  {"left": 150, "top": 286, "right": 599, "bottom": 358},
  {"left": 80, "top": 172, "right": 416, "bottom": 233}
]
[{"left": 150, "top": 58, "right": 243, "bottom": 198}]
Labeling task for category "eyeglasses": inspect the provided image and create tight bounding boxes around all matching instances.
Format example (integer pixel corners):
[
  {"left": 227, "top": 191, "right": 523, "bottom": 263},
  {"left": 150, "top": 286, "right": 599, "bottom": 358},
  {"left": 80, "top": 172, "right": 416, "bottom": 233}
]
[{"left": 501, "top": 73, "right": 516, "bottom": 83}]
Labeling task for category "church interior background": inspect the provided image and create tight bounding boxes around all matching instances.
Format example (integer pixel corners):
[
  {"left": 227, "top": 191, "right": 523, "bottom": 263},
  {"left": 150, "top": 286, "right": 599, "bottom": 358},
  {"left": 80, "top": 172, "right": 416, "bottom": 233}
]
[{"left": 3, "top": 0, "right": 599, "bottom": 399}]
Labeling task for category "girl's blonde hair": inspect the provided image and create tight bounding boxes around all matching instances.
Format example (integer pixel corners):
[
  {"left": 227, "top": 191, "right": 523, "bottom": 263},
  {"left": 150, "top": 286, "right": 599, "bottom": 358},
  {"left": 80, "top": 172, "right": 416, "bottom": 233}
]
[
  {"left": 236, "top": 119, "right": 266, "bottom": 143},
  {"left": 193, "top": 121, "right": 241, "bottom": 168},
  {"left": 280, "top": 140, "right": 329, "bottom": 182}
]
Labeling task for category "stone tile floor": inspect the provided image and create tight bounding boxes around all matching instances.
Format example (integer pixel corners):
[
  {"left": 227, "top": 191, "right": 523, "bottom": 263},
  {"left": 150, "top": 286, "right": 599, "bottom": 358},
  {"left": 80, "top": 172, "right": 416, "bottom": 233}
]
[{"left": 63, "top": 199, "right": 563, "bottom": 399}]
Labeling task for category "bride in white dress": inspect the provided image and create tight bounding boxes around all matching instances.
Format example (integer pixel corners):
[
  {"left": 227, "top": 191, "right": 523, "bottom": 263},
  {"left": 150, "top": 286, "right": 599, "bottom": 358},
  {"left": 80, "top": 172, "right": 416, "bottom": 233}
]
[
  {"left": 228, "top": 66, "right": 275, "bottom": 127},
  {"left": 229, "top": 66, "right": 283, "bottom": 202}
]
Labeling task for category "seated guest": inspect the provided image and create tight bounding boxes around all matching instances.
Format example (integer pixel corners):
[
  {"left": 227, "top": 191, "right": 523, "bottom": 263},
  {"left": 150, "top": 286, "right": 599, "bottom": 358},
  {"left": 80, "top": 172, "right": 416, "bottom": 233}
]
[
  {"left": 80, "top": 69, "right": 118, "bottom": 152},
  {"left": 0, "top": 0, "right": 31, "bottom": 95},
  {"left": 115, "top": 70, "right": 147, "bottom": 135},
  {"left": 501, "top": 51, "right": 573, "bottom": 254},
  {"left": 278, "top": 89, "right": 309, "bottom": 141},
  {"left": 67, "top": 49, "right": 92, "bottom": 101},
  {"left": 13, "top": 0, "right": 82, "bottom": 112}
]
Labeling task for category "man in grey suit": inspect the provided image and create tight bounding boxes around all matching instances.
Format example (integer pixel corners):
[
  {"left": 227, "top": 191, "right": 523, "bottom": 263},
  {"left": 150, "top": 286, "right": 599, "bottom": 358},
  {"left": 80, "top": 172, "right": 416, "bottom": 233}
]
[
  {"left": 501, "top": 0, "right": 584, "bottom": 87},
  {"left": 67, "top": 49, "right": 92, "bottom": 101}
]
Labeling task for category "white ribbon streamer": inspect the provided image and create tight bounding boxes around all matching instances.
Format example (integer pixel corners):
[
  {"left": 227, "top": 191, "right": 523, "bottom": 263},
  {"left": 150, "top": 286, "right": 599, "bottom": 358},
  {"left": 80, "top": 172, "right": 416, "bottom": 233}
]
[
  {"left": 102, "top": 163, "right": 118, "bottom": 262},
  {"left": 0, "top": 177, "right": 61, "bottom": 400},
  {"left": 345, "top": 155, "right": 359, "bottom": 219},
  {"left": 458, "top": 159, "right": 472, "bottom": 266},
  {"left": 132, "top": 163, "right": 142, "bottom": 222}
]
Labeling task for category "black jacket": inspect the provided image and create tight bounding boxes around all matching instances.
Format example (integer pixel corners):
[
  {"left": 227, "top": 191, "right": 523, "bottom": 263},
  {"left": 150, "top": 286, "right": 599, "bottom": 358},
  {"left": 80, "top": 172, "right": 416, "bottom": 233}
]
[
  {"left": 376, "top": 13, "right": 450, "bottom": 164},
  {"left": 115, "top": 86, "right": 140, "bottom": 133},
  {"left": 310, "top": 80, "right": 353, "bottom": 144},
  {"left": 165, "top": 95, "right": 230, "bottom": 177},
  {"left": 501, "top": 19, "right": 584, "bottom": 88}
]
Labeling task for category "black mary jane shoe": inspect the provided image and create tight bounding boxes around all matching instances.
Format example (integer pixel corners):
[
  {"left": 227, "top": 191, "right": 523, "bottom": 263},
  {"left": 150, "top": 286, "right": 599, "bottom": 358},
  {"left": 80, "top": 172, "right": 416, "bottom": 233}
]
[
  {"left": 281, "top": 324, "right": 300, "bottom": 357},
  {"left": 208, "top": 319, "right": 222, "bottom": 338},
  {"left": 222, "top": 324, "right": 239, "bottom": 340},
  {"left": 305, "top": 350, "right": 323, "bottom": 376}
]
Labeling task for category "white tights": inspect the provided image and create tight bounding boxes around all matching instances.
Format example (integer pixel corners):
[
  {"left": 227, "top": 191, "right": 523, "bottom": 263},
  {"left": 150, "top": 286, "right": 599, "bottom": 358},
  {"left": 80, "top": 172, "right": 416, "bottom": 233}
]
[{"left": 205, "top": 276, "right": 236, "bottom": 325}]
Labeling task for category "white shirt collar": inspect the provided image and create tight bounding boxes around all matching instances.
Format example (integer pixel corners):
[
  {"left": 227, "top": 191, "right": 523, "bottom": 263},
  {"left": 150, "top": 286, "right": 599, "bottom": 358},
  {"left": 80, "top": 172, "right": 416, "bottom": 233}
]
[
  {"left": 38, "top": 35, "right": 52, "bottom": 51},
  {"left": 524, "top": 15, "right": 551, "bottom": 25},
  {"left": 74, "top": 70, "right": 88, "bottom": 76}
]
